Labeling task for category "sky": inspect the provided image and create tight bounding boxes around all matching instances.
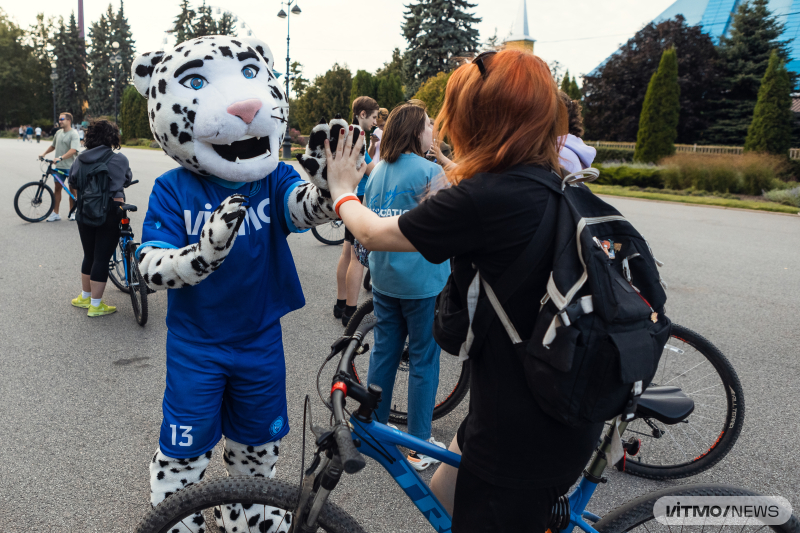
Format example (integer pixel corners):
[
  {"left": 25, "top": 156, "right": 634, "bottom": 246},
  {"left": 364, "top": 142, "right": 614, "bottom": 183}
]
[{"left": 3, "top": 0, "right": 679, "bottom": 84}]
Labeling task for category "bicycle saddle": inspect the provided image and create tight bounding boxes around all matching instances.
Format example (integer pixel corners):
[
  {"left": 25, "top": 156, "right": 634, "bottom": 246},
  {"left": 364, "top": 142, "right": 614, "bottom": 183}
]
[
  {"left": 120, "top": 204, "right": 138, "bottom": 212},
  {"left": 635, "top": 386, "right": 694, "bottom": 425}
]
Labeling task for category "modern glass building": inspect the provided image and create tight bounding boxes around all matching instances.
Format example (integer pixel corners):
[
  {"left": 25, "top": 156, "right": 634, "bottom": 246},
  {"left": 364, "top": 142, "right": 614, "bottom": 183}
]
[{"left": 654, "top": 0, "right": 800, "bottom": 74}]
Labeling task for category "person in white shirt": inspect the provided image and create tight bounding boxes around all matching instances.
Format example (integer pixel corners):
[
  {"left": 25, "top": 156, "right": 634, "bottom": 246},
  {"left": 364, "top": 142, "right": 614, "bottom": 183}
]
[
  {"left": 35, "top": 126, "right": 42, "bottom": 143},
  {"left": 368, "top": 108, "right": 388, "bottom": 161}
]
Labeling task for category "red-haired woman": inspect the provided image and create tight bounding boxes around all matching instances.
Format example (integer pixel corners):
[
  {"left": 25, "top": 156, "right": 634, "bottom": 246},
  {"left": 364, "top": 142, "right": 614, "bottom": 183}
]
[{"left": 325, "top": 49, "right": 604, "bottom": 532}]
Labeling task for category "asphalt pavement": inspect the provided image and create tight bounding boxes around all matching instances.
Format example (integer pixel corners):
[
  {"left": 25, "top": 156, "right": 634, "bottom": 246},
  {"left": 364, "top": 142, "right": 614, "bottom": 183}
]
[{"left": 0, "top": 138, "right": 798, "bottom": 532}]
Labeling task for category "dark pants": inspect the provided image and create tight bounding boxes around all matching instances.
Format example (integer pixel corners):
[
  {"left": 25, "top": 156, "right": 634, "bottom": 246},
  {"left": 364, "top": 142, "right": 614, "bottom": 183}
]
[
  {"left": 452, "top": 465, "right": 571, "bottom": 533},
  {"left": 77, "top": 209, "right": 121, "bottom": 283}
]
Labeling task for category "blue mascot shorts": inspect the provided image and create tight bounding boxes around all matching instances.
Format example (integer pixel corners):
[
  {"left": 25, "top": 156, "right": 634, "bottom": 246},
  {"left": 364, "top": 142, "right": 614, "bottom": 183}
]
[{"left": 159, "top": 324, "right": 290, "bottom": 458}]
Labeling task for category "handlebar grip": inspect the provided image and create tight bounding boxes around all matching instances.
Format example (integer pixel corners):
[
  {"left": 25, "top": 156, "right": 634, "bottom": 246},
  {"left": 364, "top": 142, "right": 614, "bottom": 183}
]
[{"left": 333, "top": 424, "right": 366, "bottom": 474}]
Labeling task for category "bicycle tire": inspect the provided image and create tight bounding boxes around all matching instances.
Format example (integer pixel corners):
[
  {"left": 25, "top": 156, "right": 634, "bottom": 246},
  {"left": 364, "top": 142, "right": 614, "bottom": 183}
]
[
  {"left": 108, "top": 242, "right": 131, "bottom": 293},
  {"left": 14, "top": 181, "right": 54, "bottom": 222},
  {"left": 595, "top": 483, "right": 800, "bottom": 533},
  {"left": 135, "top": 477, "right": 366, "bottom": 533},
  {"left": 126, "top": 242, "right": 148, "bottom": 326},
  {"left": 344, "top": 298, "right": 471, "bottom": 425},
  {"left": 312, "top": 222, "right": 345, "bottom": 246},
  {"left": 623, "top": 323, "right": 745, "bottom": 480},
  {"left": 363, "top": 269, "right": 372, "bottom": 292}
]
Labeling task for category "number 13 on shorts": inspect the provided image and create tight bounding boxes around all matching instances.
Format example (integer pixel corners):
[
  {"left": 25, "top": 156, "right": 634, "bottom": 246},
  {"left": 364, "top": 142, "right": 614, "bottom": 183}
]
[{"left": 170, "top": 424, "right": 193, "bottom": 446}]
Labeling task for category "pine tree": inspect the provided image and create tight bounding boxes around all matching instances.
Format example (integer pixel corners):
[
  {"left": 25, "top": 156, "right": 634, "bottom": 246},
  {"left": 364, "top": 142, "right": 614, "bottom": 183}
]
[
  {"left": 568, "top": 77, "right": 581, "bottom": 101},
  {"left": 87, "top": 8, "right": 114, "bottom": 116},
  {"left": 351, "top": 70, "right": 376, "bottom": 108},
  {"left": 111, "top": 1, "right": 136, "bottom": 95},
  {"left": 215, "top": 11, "right": 238, "bottom": 37},
  {"left": 744, "top": 50, "right": 792, "bottom": 155},
  {"left": 704, "top": 0, "right": 795, "bottom": 146},
  {"left": 634, "top": 48, "right": 680, "bottom": 163},
  {"left": 52, "top": 13, "right": 89, "bottom": 123},
  {"left": 173, "top": 0, "right": 195, "bottom": 44},
  {"left": 376, "top": 74, "right": 405, "bottom": 110},
  {"left": 402, "top": 0, "right": 480, "bottom": 96},
  {"left": 559, "top": 69, "right": 571, "bottom": 94},
  {"left": 192, "top": 2, "right": 216, "bottom": 38},
  {"left": 289, "top": 61, "right": 309, "bottom": 98}
]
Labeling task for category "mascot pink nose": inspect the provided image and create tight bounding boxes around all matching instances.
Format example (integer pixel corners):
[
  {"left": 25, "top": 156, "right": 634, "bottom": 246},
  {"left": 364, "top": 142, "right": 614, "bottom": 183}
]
[{"left": 227, "top": 99, "right": 263, "bottom": 124}]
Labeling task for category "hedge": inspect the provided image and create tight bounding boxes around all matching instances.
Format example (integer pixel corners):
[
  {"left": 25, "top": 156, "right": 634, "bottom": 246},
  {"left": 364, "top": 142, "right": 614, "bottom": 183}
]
[{"left": 593, "top": 164, "right": 664, "bottom": 188}]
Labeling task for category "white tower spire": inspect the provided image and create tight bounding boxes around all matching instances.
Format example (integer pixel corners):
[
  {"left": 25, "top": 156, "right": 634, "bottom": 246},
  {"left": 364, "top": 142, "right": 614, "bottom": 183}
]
[{"left": 504, "top": 0, "right": 535, "bottom": 52}]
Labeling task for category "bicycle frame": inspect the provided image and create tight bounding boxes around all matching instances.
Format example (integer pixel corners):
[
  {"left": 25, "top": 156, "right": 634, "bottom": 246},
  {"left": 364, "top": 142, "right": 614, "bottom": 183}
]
[{"left": 47, "top": 167, "right": 76, "bottom": 201}]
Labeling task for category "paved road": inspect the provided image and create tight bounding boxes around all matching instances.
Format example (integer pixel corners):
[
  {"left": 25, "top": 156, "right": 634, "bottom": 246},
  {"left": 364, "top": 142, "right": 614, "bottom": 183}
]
[{"left": 1, "top": 138, "right": 798, "bottom": 532}]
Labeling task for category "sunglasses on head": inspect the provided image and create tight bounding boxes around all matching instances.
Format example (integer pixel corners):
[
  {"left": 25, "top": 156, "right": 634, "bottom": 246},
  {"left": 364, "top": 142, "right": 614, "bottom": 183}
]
[{"left": 473, "top": 50, "right": 498, "bottom": 78}]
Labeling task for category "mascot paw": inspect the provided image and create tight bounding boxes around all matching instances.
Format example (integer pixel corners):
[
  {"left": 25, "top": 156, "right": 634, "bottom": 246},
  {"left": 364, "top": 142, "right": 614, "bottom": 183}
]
[
  {"left": 296, "top": 115, "right": 365, "bottom": 197},
  {"left": 199, "top": 194, "right": 247, "bottom": 258}
]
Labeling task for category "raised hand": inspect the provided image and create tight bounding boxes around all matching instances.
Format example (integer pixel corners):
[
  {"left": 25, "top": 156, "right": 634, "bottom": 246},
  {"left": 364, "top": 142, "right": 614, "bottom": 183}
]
[{"left": 296, "top": 115, "right": 365, "bottom": 197}]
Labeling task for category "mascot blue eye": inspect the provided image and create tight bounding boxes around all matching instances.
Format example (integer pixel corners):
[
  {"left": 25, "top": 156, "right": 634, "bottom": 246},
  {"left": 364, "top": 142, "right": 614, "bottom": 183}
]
[
  {"left": 242, "top": 66, "right": 259, "bottom": 79},
  {"left": 190, "top": 77, "right": 205, "bottom": 89},
  {"left": 179, "top": 74, "right": 208, "bottom": 90}
]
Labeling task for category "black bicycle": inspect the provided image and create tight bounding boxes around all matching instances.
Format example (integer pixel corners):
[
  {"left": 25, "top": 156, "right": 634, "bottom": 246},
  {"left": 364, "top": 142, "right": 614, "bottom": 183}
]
[
  {"left": 339, "top": 298, "right": 744, "bottom": 481},
  {"left": 14, "top": 158, "right": 77, "bottom": 222},
  {"left": 312, "top": 220, "right": 345, "bottom": 245}
]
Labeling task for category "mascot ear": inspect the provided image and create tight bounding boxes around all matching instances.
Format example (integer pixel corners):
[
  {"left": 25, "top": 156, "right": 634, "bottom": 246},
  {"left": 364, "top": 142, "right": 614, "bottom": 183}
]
[
  {"left": 240, "top": 37, "right": 274, "bottom": 69},
  {"left": 131, "top": 51, "right": 166, "bottom": 98}
]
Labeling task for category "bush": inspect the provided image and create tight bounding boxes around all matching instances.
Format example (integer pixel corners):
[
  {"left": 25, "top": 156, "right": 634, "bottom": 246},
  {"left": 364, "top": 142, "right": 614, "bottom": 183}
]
[
  {"left": 594, "top": 163, "right": 664, "bottom": 188},
  {"left": 660, "top": 152, "right": 787, "bottom": 195},
  {"left": 287, "top": 128, "right": 307, "bottom": 147},
  {"left": 763, "top": 185, "right": 800, "bottom": 207},
  {"left": 593, "top": 147, "right": 635, "bottom": 164}
]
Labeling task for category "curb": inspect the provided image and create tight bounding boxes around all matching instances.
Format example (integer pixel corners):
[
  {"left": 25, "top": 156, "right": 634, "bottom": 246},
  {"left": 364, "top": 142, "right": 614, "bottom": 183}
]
[{"left": 595, "top": 193, "right": 800, "bottom": 217}]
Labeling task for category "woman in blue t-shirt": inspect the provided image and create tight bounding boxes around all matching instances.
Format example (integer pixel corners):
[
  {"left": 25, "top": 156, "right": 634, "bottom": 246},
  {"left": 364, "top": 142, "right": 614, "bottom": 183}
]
[{"left": 363, "top": 103, "right": 450, "bottom": 471}]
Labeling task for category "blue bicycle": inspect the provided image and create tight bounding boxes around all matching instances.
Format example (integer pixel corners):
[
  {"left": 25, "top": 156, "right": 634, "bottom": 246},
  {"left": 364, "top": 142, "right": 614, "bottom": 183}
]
[
  {"left": 14, "top": 158, "right": 77, "bottom": 222},
  {"left": 136, "top": 316, "right": 798, "bottom": 533}
]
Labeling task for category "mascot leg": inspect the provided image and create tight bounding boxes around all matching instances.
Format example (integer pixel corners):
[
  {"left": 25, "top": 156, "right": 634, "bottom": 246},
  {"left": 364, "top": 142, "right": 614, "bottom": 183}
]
[
  {"left": 150, "top": 447, "right": 212, "bottom": 533},
  {"left": 214, "top": 437, "right": 290, "bottom": 533}
]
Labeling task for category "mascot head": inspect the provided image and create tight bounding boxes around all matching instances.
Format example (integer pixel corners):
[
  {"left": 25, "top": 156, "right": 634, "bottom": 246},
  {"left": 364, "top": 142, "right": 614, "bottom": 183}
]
[{"left": 131, "top": 36, "right": 287, "bottom": 183}]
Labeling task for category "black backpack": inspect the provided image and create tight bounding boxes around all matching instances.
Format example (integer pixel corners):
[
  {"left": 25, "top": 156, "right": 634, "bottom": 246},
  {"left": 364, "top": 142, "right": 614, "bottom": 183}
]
[
  {"left": 433, "top": 166, "right": 671, "bottom": 427},
  {"left": 74, "top": 150, "right": 115, "bottom": 227}
]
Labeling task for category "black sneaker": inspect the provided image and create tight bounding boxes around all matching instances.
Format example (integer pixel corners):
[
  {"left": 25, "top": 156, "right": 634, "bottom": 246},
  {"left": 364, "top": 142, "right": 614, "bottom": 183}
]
[
  {"left": 333, "top": 304, "right": 345, "bottom": 319},
  {"left": 342, "top": 312, "right": 352, "bottom": 327}
]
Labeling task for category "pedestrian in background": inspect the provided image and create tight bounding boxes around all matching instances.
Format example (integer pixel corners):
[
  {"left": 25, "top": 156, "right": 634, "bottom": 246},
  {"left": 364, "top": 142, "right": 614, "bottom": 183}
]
[
  {"left": 35, "top": 126, "right": 42, "bottom": 143},
  {"left": 69, "top": 120, "right": 132, "bottom": 316},
  {"left": 39, "top": 112, "right": 81, "bottom": 222},
  {"left": 368, "top": 108, "right": 389, "bottom": 161},
  {"left": 18, "top": 125, "right": 24, "bottom": 141},
  {"left": 26, "top": 125, "right": 34, "bottom": 142},
  {"left": 558, "top": 91, "right": 596, "bottom": 174},
  {"left": 363, "top": 102, "right": 449, "bottom": 471}
]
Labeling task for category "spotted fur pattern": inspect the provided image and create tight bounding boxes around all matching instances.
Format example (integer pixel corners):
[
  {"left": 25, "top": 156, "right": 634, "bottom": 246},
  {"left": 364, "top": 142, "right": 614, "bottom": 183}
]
[
  {"left": 213, "top": 438, "right": 290, "bottom": 533},
  {"left": 150, "top": 448, "right": 212, "bottom": 533},
  {"left": 295, "top": 116, "right": 366, "bottom": 198},
  {"left": 139, "top": 194, "right": 246, "bottom": 291}
]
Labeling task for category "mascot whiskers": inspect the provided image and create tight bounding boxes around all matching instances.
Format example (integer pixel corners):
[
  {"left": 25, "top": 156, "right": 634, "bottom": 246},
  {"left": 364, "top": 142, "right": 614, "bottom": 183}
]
[{"left": 131, "top": 35, "right": 363, "bottom": 533}]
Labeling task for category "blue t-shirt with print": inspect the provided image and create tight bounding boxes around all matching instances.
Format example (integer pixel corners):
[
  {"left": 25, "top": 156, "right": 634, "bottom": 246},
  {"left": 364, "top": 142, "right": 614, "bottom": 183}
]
[
  {"left": 356, "top": 153, "right": 372, "bottom": 196},
  {"left": 141, "top": 163, "right": 306, "bottom": 344},
  {"left": 364, "top": 153, "right": 450, "bottom": 299}
]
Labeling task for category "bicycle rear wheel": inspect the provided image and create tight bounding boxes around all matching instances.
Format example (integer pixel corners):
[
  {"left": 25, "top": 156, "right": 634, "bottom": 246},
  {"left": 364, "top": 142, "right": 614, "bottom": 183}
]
[
  {"left": 126, "top": 242, "right": 148, "bottom": 326},
  {"left": 622, "top": 324, "right": 745, "bottom": 480},
  {"left": 342, "top": 298, "right": 470, "bottom": 425},
  {"left": 14, "top": 181, "right": 54, "bottom": 222},
  {"left": 595, "top": 483, "right": 799, "bottom": 533},
  {"left": 136, "top": 477, "right": 365, "bottom": 533},
  {"left": 108, "top": 241, "right": 130, "bottom": 293},
  {"left": 312, "top": 221, "right": 345, "bottom": 245}
]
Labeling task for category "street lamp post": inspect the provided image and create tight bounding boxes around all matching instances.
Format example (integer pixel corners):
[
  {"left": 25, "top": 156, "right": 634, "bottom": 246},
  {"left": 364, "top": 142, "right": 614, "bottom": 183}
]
[
  {"left": 50, "top": 61, "right": 58, "bottom": 126},
  {"left": 110, "top": 42, "right": 122, "bottom": 125},
  {"left": 278, "top": 1, "right": 301, "bottom": 159}
]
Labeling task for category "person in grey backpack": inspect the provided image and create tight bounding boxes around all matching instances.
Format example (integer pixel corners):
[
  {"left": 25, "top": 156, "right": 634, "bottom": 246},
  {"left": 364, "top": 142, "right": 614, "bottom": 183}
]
[{"left": 68, "top": 120, "right": 132, "bottom": 317}]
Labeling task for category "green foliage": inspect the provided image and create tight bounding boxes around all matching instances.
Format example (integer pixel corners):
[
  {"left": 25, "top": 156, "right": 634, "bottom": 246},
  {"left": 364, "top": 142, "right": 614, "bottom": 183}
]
[
  {"left": 594, "top": 164, "right": 664, "bottom": 188},
  {"left": 411, "top": 71, "right": 453, "bottom": 117},
  {"left": 568, "top": 78, "right": 581, "bottom": 101},
  {"left": 350, "top": 70, "right": 376, "bottom": 108},
  {"left": 560, "top": 70, "right": 571, "bottom": 94},
  {"left": 119, "top": 84, "right": 150, "bottom": 142},
  {"left": 704, "top": 0, "right": 796, "bottom": 146},
  {"left": 289, "top": 61, "right": 309, "bottom": 99},
  {"left": 402, "top": 0, "right": 480, "bottom": 96},
  {"left": 0, "top": 9, "right": 52, "bottom": 128},
  {"left": 634, "top": 48, "right": 680, "bottom": 163},
  {"left": 292, "top": 64, "right": 352, "bottom": 133},
  {"left": 173, "top": 0, "right": 237, "bottom": 42},
  {"left": 744, "top": 50, "right": 792, "bottom": 155},
  {"left": 660, "top": 152, "right": 786, "bottom": 195},
  {"left": 87, "top": 2, "right": 135, "bottom": 118},
  {"left": 52, "top": 13, "right": 90, "bottom": 124},
  {"left": 763, "top": 185, "right": 800, "bottom": 207},
  {"left": 593, "top": 147, "right": 635, "bottom": 164},
  {"left": 376, "top": 73, "right": 405, "bottom": 110}
]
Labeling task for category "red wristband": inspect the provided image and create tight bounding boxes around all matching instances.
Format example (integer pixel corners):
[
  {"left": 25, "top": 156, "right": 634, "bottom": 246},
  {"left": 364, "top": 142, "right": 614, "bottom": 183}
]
[{"left": 334, "top": 193, "right": 359, "bottom": 218}]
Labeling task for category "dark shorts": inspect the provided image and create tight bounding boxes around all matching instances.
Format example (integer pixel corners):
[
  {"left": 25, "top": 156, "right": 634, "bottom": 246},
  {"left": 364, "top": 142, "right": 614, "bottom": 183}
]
[{"left": 343, "top": 195, "right": 364, "bottom": 244}]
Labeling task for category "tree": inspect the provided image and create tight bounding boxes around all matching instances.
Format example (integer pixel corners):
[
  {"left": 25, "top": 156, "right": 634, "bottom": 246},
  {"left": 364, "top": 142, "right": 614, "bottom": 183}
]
[
  {"left": 634, "top": 48, "right": 680, "bottom": 163},
  {"left": 173, "top": 0, "right": 195, "bottom": 44},
  {"left": 704, "top": 0, "right": 795, "bottom": 146},
  {"left": 744, "top": 50, "right": 792, "bottom": 155},
  {"left": 172, "top": 0, "right": 236, "bottom": 43},
  {"left": 559, "top": 70, "right": 573, "bottom": 95},
  {"left": 52, "top": 13, "right": 90, "bottom": 124},
  {"left": 402, "top": 0, "right": 480, "bottom": 96},
  {"left": 289, "top": 61, "right": 309, "bottom": 99},
  {"left": 119, "top": 84, "right": 150, "bottom": 141},
  {"left": 351, "top": 70, "right": 376, "bottom": 107},
  {"left": 481, "top": 28, "right": 499, "bottom": 51},
  {"left": 376, "top": 74, "right": 405, "bottom": 110},
  {"left": 568, "top": 77, "right": 581, "bottom": 101},
  {"left": 110, "top": 1, "right": 135, "bottom": 95},
  {"left": 411, "top": 71, "right": 453, "bottom": 117},
  {"left": 87, "top": 8, "right": 114, "bottom": 116},
  {"left": 292, "top": 64, "right": 352, "bottom": 133},
  {"left": 582, "top": 15, "right": 720, "bottom": 144}
]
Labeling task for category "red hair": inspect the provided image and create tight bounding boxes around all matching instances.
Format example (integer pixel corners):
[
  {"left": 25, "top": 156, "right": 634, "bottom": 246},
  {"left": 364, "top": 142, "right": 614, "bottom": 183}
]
[{"left": 435, "top": 50, "right": 567, "bottom": 185}]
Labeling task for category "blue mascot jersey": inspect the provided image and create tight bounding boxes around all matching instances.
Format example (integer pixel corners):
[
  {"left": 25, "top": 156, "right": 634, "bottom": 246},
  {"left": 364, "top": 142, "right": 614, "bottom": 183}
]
[{"left": 141, "top": 163, "right": 306, "bottom": 344}]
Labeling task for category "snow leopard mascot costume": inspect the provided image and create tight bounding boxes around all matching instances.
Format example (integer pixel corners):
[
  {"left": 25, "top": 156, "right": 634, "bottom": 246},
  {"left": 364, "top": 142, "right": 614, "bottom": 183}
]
[{"left": 131, "top": 35, "right": 363, "bottom": 533}]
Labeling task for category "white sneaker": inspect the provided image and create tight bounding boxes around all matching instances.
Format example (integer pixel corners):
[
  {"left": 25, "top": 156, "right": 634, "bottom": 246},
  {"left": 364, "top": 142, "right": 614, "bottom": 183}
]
[
  {"left": 407, "top": 437, "right": 446, "bottom": 471},
  {"left": 46, "top": 213, "right": 61, "bottom": 222},
  {"left": 69, "top": 212, "right": 76, "bottom": 221}
]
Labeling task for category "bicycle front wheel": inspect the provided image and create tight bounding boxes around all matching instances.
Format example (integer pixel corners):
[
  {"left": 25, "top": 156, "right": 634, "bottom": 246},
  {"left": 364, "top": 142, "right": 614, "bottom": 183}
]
[
  {"left": 343, "top": 298, "right": 471, "bottom": 425},
  {"left": 126, "top": 242, "right": 148, "bottom": 326},
  {"left": 108, "top": 241, "right": 130, "bottom": 293},
  {"left": 136, "top": 477, "right": 366, "bottom": 533},
  {"left": 595, "top": 483, "right": 799, "bottom": 533},
  {"left": 312, "top": 221, "right": 345, "bottom": 245},
  {"left": 14, "top": 181, "right": 54, "bottom": 222},
  {"left": 622, "top": 324, "right": 745, "bottom": 480}
]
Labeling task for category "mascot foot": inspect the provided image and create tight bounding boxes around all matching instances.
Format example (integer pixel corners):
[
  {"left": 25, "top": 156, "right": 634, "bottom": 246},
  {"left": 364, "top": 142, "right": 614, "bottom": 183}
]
[
  {"left": 150, "top": 447, "right": 213, "bottom": 533},
  {"left": 215, "top": 437, "right": 290, "bottom": 532}
]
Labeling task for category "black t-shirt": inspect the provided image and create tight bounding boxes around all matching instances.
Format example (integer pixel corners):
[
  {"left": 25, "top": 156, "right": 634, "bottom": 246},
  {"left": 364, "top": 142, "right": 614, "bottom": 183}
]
[{"left": 398, "top": 167, "right": 603, "bottom": 489}]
